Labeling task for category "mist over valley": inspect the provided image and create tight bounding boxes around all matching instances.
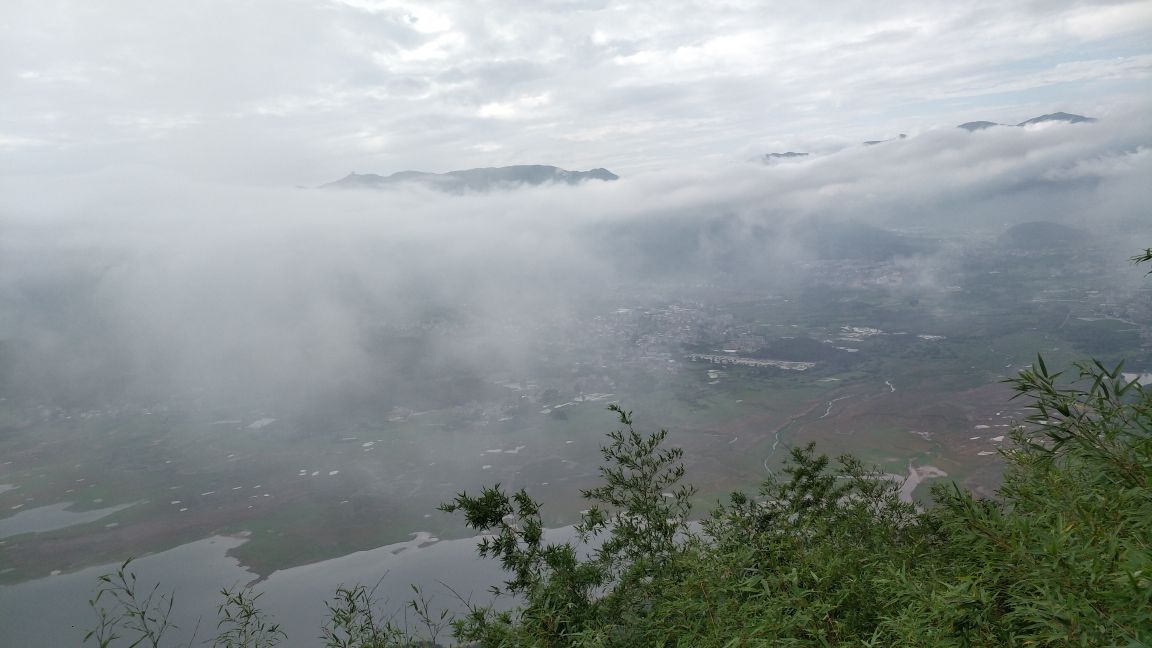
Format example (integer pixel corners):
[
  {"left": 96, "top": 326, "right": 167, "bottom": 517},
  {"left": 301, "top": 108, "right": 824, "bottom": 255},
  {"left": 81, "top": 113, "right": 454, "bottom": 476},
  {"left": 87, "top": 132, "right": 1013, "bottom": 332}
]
[
  {"left": 4, "top": 113, "right": 1149, "bottom": 589},
  {"left": 2, "top": 1, "right": 1150, "bottom": 644}
]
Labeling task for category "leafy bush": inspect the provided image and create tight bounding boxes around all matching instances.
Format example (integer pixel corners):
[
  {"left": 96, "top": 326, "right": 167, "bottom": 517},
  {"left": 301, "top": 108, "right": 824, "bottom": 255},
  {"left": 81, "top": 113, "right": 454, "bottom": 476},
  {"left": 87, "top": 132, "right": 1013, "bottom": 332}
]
[{"left": 424, "top": 364, "right": 1151, "bottom": 646}]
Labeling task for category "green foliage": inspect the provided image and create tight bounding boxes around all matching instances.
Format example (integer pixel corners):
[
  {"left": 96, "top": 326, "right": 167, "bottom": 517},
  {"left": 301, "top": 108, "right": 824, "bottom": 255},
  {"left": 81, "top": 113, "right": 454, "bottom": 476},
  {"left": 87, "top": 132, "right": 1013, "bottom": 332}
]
[
  {"left": 580, "top": 404, "right": 695, "bottom": 569},
  {"left": 886, "top": 357, "right": 1152, "bottom": 647},
  {"left": 1133, "top": 247, "right": 1152, "bottom": 272},
  {"left": 85, "top": 566, "right": 443, "bottom": 647},
  {"left": 215, "top": 587, "right": 285, "bottom": 648},
  {"left": 320, "top": 582, "right": 448, "bottom": 648},
  {"left": 322, "top": 584, "right": 394, "bottom": 648},
  {"left": 86, "top": 558, "right": 182, "bottom": 648},
  {"left": 437, "top": 363, "right": 1149, "bottom": 647},
  {"left": 655, "top": 445, "right": 929, "bottom": 646},
  {"left": 437, "top": 404, "right": 696, "bottom": 646}
]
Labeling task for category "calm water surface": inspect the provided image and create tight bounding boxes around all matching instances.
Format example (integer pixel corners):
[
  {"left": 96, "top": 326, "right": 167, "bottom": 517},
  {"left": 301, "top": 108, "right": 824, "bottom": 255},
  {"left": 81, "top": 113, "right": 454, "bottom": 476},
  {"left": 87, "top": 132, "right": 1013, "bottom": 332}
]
[
  {"left": 0, "top": 501, "right": 138, "bottom": 539},
  {"left": 1, "top": 527, "right": 579, "bottom": 646}
]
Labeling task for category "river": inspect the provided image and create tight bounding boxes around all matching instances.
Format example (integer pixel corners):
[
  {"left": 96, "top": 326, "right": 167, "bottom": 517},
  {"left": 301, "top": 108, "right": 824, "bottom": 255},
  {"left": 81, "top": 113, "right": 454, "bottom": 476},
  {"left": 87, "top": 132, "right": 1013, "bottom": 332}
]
[{"left": 0, "top": 527, "right": 580, "bottom": 646}]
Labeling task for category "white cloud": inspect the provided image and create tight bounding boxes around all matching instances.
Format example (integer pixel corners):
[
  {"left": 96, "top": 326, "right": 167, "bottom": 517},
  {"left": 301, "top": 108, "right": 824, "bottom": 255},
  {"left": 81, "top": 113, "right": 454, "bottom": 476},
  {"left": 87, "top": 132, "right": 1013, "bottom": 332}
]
[
  {"left": 332, "top": 1, "right": 454, "bottom": 33},
  {"left": 0, "top": 134, "right": 49, "bottom": 150},
  {"left": 107, "top": 113, "right": 202, "bottom": 135},
  {"left": 0, "top": 0, "right": 1148, "bottom": 183},
  {"left": 1055, "top": 1, "right": 1152, "bottom": 40},
  {"left": 476, "top": 93, "right": 551, "bottom": 119}
]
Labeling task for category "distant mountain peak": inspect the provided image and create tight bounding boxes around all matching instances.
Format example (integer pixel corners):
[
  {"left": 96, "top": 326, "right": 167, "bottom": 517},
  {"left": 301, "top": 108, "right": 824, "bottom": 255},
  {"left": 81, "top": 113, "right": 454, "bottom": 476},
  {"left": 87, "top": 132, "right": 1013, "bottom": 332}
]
[
  {"left": 323, "top": 164, "right": 619, "bottom": 193},
  {"left": 957, "top": 112, "right": 1096, "bottom": 131},
  {"left": 758, "top": 152, "right": 809, "bottom": 163},
  {"left": 1016, "top": 112, "right": 1096, "bottom": 127},
  {"left": 863, "top": 134, "right": 907, "bottom": 146},
  {"left": 958, "top": 121, "right": 1001, "bottom": 131}
]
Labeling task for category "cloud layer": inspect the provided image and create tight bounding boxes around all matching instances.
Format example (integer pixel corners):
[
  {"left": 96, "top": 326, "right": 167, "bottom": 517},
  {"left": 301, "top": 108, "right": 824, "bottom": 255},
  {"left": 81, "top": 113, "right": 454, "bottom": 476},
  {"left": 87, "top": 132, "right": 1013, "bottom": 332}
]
[
  {"left": 1, "top": 116, "right": 1148, "bottom": 411},
  {"left": 2, "top": 0, "right": 1150, "bottom": 183}
]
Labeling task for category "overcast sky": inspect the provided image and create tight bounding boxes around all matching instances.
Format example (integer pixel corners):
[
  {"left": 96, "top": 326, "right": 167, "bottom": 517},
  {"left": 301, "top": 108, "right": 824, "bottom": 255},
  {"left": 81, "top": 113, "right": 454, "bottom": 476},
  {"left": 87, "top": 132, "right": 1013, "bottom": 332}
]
[{"left": 2, "top": 0, "right": 1150, "bottom": 184}]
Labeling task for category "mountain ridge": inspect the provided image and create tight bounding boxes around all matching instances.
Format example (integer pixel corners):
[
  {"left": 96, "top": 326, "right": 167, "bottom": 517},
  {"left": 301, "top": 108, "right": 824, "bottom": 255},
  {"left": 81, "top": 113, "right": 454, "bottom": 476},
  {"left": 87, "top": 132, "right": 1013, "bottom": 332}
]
[
  {"left": 323, "top": 164, "right": 619, "bottom": 193},
  {"left": 959, "top": 111, "right": 1096, "bottom": 131},
  {"left": 760, "top": 111, "right": 1098, "bottom": 161}
]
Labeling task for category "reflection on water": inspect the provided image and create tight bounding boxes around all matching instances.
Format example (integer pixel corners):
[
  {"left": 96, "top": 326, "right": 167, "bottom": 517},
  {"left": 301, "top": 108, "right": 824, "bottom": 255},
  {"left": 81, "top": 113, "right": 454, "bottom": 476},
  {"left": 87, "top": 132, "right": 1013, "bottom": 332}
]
[
  {"left": 0, "top": 527, "right": 579, "bottom": 647},
  {"left": 0, "top": 483, "right": 16, "bottom": 495},
  {"left": 0, "top": 536, "right": 250, "bottom": 647},
  {"left": 0, "top": 501, "right": 139, "bottom": 539}
]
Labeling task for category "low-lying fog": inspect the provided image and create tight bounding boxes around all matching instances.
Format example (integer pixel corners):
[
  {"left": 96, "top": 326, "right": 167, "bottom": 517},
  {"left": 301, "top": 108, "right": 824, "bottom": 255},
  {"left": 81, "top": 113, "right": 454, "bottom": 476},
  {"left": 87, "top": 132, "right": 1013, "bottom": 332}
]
[{"left": 2, "top": 114, "right": 1148, "bottom": 414}]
